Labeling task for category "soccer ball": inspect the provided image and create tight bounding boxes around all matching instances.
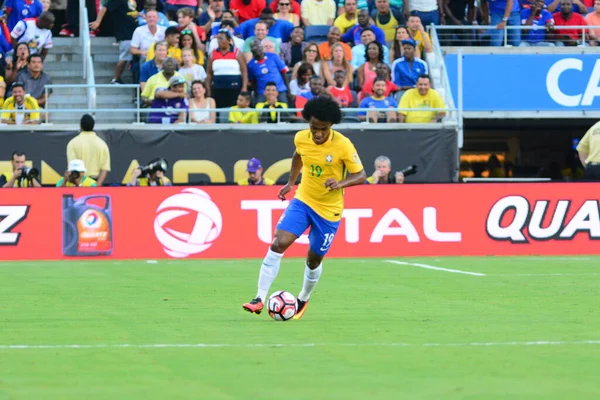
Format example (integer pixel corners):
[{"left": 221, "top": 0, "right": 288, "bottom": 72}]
[{"left": 267, "top": 291, "right": 297, "bottom": 321}]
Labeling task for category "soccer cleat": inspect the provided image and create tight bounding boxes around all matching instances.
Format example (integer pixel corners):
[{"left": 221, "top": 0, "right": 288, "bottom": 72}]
[
  {"left": 292, "top": 299, "right": 309, "bottom": 320},
  {"left": 242, "top": 297, "right": 264, "bottom": 315}
]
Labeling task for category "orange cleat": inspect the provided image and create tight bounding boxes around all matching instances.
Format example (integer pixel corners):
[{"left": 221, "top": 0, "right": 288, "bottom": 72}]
[
  {"left": 292, "top": 299, "right": 309, "bottom": 320},
  {"left": 242, "top": 297, "right": 264, "bottom": 315}
]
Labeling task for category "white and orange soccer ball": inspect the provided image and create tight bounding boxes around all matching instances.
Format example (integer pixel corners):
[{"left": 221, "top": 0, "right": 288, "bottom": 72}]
[{"left": 267, "top": 291, "right": 297, "bottom": 321}]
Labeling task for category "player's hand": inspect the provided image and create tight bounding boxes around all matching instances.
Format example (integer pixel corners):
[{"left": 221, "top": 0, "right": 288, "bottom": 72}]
[
  {"left": 278, "top": 183, "right": 293, "bottom": 200},
  {"left": 89, "top": 20, "right": 100, "bottom": 30},
  {"left": 324, "top": 178, "right": 342, "bottom": 190},
  {"left": 13, "top": 168, "right": 22, "bottom": 178}
]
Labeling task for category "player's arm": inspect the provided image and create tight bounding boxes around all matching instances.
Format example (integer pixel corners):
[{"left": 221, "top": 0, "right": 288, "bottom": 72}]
[
  {"left": 278, "top": 150, "right": 302, "bottom": 200},
  {"left": 325, "top": 169, "right": 366, "bottom": 190}
]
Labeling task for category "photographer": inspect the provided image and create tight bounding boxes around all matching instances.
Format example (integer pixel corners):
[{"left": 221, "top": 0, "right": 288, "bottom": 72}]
[
  {"left": 1, "top": 151, "right": 41, "bottom": 188},
  {"left": 56, "top": 160, "right": 97, "bottom": 187},
  {"left": 366, "top": 156, "right": 416, "bottom": 184},
  {"left": 128, "top": 158, "right": 172, "bottom": 186}
]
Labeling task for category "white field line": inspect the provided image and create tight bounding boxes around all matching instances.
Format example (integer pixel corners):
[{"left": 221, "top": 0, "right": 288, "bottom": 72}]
[
  {"left": 1, "top": 340, "right": 600, "bottom": 350},
  {"left": 384, "top": 260, "right": 486, "bottom": 276},
  {"left": 491, "top": 273, "right": 600, "bottom": 277}
]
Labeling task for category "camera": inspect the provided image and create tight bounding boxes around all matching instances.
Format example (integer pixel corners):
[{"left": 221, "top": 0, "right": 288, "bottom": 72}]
[
  {"left": 399, "top": 165, "right": 417, "bottom": 177},
  {"left": 19, "top": 166, "right": 39, "bottom": 180},
  {"left": 139, "top": 158, "right": 169, "bottom": 176}
]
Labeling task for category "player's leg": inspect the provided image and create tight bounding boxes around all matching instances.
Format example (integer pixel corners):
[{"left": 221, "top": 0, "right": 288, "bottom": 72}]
[
  {"left": 243, "top": 199, "right": 310, "bottom": 314},
  {"left": 293, "top": 211, "right": 340, "bottom": 320}
]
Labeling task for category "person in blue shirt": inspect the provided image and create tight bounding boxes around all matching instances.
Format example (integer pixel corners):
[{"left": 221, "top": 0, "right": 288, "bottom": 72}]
[
  {"left": 483, "top": 0, "right": 521, "bottom": 46},
  {"left": 359, "top": 77, "right": 398, "bottom": 123},
  {"left": 247, "top": 39, "right": 290, "bottom": 104},
  {"left": 239, "top": 8, "right": 294, "bottom": 42},
  {"left": 4, "top": 0, "right": 43, "bottom": 31},
  {"left": 299, "top": 76, "right": 324, "bottom": 100},
  {"left": 342, "top": 9, "right": 386, "bottom": 45},
  {"left": 521, "top": 0, "right": 556, "bottom": 45},
  {"left": 391, "top": 38, "right": 428, "bottom": 90}
]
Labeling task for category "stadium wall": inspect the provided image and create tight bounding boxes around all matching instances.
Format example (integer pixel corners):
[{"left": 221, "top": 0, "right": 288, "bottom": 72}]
[{"left": 1, "top": 184, "right": 599, "bottom": 261}]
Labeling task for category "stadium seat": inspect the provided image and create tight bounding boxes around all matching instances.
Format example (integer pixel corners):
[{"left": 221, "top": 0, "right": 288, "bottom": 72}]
[{"left": 304, "top": 25, "right": 330, "bottom": 43}]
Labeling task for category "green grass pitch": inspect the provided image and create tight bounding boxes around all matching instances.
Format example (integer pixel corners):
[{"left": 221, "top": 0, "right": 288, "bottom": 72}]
[{"left": 1, "top": 256, "right": 600, "bottom": 399}]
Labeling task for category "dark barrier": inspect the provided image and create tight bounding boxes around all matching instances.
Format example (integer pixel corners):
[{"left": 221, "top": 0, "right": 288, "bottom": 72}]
[{"left": 0, "top": 128, "right": 458, "bottom": 185}]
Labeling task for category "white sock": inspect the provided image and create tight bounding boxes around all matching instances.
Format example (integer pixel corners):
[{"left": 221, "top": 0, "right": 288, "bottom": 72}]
[
  {"left": 298, "top": 263, "right": 322, "bottom": 302},
  {"left": 256, "top": 249, "right": 283, "bottom": 301}
]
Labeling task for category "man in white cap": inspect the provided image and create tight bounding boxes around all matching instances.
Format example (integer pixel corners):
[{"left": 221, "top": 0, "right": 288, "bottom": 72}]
[
  {"left": 237, "top": 157, "right": 275, "bottom": 186},
  {"left": 56, "top": 159, "right": 97, "bottom": 187}
]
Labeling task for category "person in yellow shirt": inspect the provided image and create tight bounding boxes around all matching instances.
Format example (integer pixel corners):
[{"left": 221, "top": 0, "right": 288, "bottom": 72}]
[
  {"left": 128, "top": 158, "right": 172, "bottom": 186},
  {"left": 66, "top": 114, "right": 111, "bottom": 186},
  {"left": 255, "top": 83, "right": 289, "bottom": 123},
  {"left": 145, "top": 26, "right": 182, "bottom": 65},
  {"left": 576, "top": 120, "right": 600, "bottom": 180},
  {"left": 334, "top": 0, "right": 358, "bottom": 33},
  {"left": 0, "top": 76, "right": 5, "bottom": 108},
  {"left": 56, "top": 160, "right": 97, "bottom": 187},
  {"left": 229, "top": 92, "right": 258, "bottom": 124},
  {"left": 141, "top": 58, "right": 182, "bottom": 103},
  {"left": 398, "top": 75, "right": 446, "bottom": 123},
  {"left": 1, "top": 151, "right": 41, "bottom": 188},
  {"left": 242, "top": 96, "right": 367, "bottom": 319},
  {"left": 407, "top": 15, "right": 433, "bottom": 55},
  {"left": 1, "top": 82, "right": 40, "bottom": 125},
  {"left": 237, "top": 158, "right": 275, "bottom": 186}
]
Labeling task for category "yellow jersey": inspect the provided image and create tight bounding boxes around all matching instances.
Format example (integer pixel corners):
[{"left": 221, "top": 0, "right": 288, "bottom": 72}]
[
  {"left": 138, "top": 177, "right": 172, "bottom": 186},
  {"left": 398, "top": 88, "right": 445, "bottom": 123},
  {"left": 146, "top": 43, "right": 184, "bottom": 65},
  {"left": 56, "top": 176, "right": 97, "bottom": 187},
  {"left": 577, "top": 121, "right": 600, "bottom": 163},
  {"left": 1, "top": 95, "right": 40, "bottom": 123},
  {"left": 237, "top": 177, "right": 275, "bottom": 186},
  {"left": 294, "top": 129, "right": 363, "bottom": 221},
  {"left": 229, "top": 106, "right": 259, "bottom": 124},
  {"left": 2, "top": 172, "right": 33, "bottom": 187},
  {"left": 334, "top": 14, "right": 358, "bottom": 34}
]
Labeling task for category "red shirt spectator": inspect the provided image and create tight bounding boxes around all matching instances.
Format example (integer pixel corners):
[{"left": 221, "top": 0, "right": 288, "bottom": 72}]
[
  {"left": 553, "top": 11, "right": 587, "bottom": 40},
  {"left": 230, "top": 0, "right": 267, "bottom": 23},
  {"left": 270, "top": 0, "right": 301, "bottom": 17},
  {"left": 328, "top": 85, "right": 353, "bottom": 107}
]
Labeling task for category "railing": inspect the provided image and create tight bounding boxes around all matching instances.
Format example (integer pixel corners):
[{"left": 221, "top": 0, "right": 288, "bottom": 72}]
[
  {"left": 432, "top": 25, "right": 600, "bottom": 47},
  {"left": 79, "top": 0, "right": 96, "bottom": 112}
]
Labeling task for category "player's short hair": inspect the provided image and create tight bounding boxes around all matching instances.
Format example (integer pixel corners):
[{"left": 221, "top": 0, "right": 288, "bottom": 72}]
[
  {"left": 80, "top": 114, "right": 95, "bottom": 131},
  {"left": 302, "top": 96, "right": 342, "bottom": 124},
  {"left": 374, "top": 155, "right": 391, "bottom": 168}
]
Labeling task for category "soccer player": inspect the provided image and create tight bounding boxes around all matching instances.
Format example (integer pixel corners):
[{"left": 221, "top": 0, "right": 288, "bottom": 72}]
[{"left": 242, "top": 96, "right": 367, "bottom": 320}]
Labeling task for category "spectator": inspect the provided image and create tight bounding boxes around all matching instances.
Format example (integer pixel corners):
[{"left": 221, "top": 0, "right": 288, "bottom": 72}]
[
  {"left": 357, "top": 40, "right": 385, "bottom": 89},
  {"left": 128, "top": 160, "right": 172, "bottom": 186},
  {"left": 230, "top": 0, "right": 266, "bottom": 23},
  {"left": 206, "top": 29, "right": 248, "bottom": 109},
  {"left": 318, "top": 26, "right": 352, "bottom": 62},
  {"left": 198, "top": 0, "right": 224, "bottom": 34},
  {"left": 409, "top": 0, "right": 443, "bottom": 26},
  {"left": 301, "top": 0, "right": 336, "bottom": 25},
  {"left": 291, "top": 42, "right": 322, "bottom": 78},
  {"left": 130, "top": 11, "right": 166, "bottom": 62},
  {"left": 289, "top": 62, "right": 314, "bottom": 95},
  {"left": 1, "top": 81, "right": 39, "bottom": 124},
  {"left": 274, "top": 0, "right": 300, "bottom": 26},
  {"left": 553, "top": 0, "right": 587, "bottom": 45},
  {"left": 5, "top": 42, "right": 29, "bottom": 86},
  {"left": 322, "top": 43, "right": 353, "bottom": 86},
  {"left": 398, "top": 74, "right": 445, "bottom": 123},
  {"left": 1, "top": 151, "right": 41, "bottom": 188},
  {"left": 237, "top": 158, "right": 275, "bottom": 185},
  {"left": 207, "top": 20, "right": 245, "bottom": 53},
  {"left": 361, "top": 62, "right": 398, "bottom": 101},
  {"left": 164, "top": 0, "right": 198, "bottom": 15},
  {"left": 189, "top": 80, "right": 216, "bottom": 123},
  {"left": 546, "top": 0, "right": 588, "bottom": 15},
  {"left": 4, "top": 0, "right": 43, "bottom": 32},
  {"left": 390, "top": 25, "right": 421, "bottom": 62},
  {"left": 327, "top": 69, "right": 353, "bottom": 107},
  {"left": 58, "top": 0, "right": 96, "bottom": 37},
  {"left": 406, "top": 15, "right": 433, "bottom": 56},
  {"left": 243, "top": 20, "right": 280, "bottom": 61},
  {"left": 140, "top": 41, "right": 168, "bottom": 91},
  {"left": 229, "top": 91, "right": 259, "bottom": 123},
  {"left": 372, "top": 0, "right": 406, "bottom": 43},
  {"left": 66, "top": 114, "right": 111, "bottom": 186},
  {"left": 270, "top": 0, "right": 302, "bottom": 17},
  {"left": 299, "top": 75, "right": 325, "bottom": 100},
  {"left": 141, "top": 57, "right": 181, "bottom": 104},
  {"left": 262, "top": 38, "right": 277, "bottom": 53},
  {"left": 136, "top": 0, "right": 171, "bottom": 27},
  {"left": 247, "top": 39, "right": 290, "bottom": 103},
  {"left": 280, "top": 26, "right": 307, "bottom": 66},
  {"left": 481, "top": 0, "right": 521, "bottom": 46},
  {"left": 177, "top": 7, "right": 205, "bottom": 51},
  {"left": 443, "top": 0, "right": 475, "bottom": 46},
  {"left": 586, "top": 0, "right": 600, "bottom": 45},
  {"left": 41, "top": 0, "right": 50, "bottom": 11},
  {"left": 10, "top": 11, "right": 53, "bottom": 59},
  {"left": 148, "top": 75, "right": 188, "bottom": 124},
  {"left": 342, "top": 9, "right": 386, "bottom": 45},
  {"left": 146, "top": 26, "right": 182, "bottom": 65},
  {"left": 391, "top": 38, "right": 428, "bottom": 92},
  {"left": 576, "top": 120, "right": 600, "bottom": 180},
  {"left": 209, "top": 10, "right": 239, "bottom": 39},
  {"left": 359, "top": 77, "right": 398, "bottom": 123},
  {"left": 165, "top": 9, "right": 179, "bottom": 27},
  {"left": 351, "top": 28, "right": 391, "bottom": 70},
  {"left": 15, "top": 54, "right": 51, "bottom": 108},
  {"left": 521, "top": 0, "right": 556, "bottom": 46},
  {"left": 90, "top": 0, "right": 137, "bottom": 84},
  {"left": 334, "top": 0, "right": 358, "bottom": 34},
  {"left": 56, "top": 160, "right": 97, "bottom": 187},
  {"left": 0, "top": 78, "right": 4, "bottom": 108},
  {"left": 367, "top": 156, "right": 405, "bottom": 184},
  {"left": 178, "top": 48, "right": 207, "bottom": 87},
  {"left": 256, "top": 81, "right": 288, "bottom": 123},
  {"left": 180, "top": 30, "right": 206, "bottom": 66},
  {"left": 239, "top": 8, "right": 294, "bottom": 42}
]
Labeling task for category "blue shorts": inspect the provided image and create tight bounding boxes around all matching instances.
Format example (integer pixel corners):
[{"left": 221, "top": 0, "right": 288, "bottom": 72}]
[{"left": 276, "top": 199, "right": 340, "bottom": 256}]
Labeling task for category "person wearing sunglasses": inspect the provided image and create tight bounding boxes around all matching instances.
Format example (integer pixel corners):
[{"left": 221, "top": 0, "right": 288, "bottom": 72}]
[{"left": 274, "top": 0, "right": 300, "bottom": 26}]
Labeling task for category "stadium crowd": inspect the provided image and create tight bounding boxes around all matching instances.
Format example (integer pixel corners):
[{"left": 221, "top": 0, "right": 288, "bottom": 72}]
[{"left": 0, "top": 0, "right": 598, "bottom": 124}]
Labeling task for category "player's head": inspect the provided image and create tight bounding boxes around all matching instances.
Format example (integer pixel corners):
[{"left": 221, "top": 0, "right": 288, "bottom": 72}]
[
  {"left": 302, "top": 96, "right": 343, "bottom": 145},
  {"left": 246, "top": 157, "right": 263, "bottom": 183},
  {"left": 80, "top": 114, "right": 95, "bottom": 132}
]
